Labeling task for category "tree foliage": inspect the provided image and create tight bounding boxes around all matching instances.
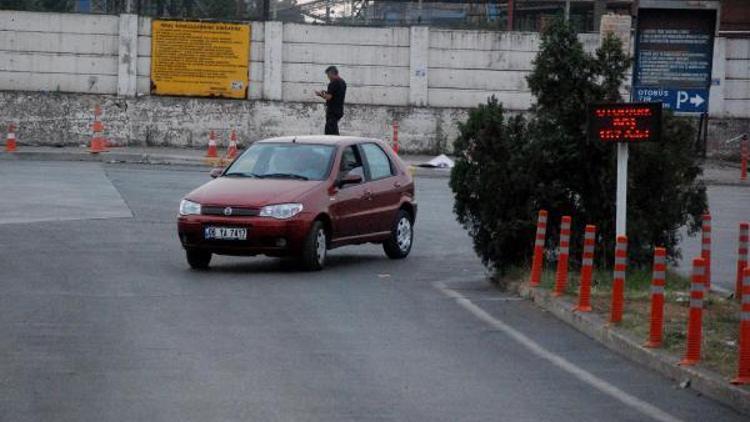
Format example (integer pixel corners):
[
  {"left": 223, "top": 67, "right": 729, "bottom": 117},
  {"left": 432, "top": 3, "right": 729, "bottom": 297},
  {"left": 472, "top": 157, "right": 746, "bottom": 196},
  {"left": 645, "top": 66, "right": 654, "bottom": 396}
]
[
  {"left": 450, "top": 19, "right": 707, "bottom": 272},
  {"left": 0, "top": 0, "right": 72, "bottom": 12}
]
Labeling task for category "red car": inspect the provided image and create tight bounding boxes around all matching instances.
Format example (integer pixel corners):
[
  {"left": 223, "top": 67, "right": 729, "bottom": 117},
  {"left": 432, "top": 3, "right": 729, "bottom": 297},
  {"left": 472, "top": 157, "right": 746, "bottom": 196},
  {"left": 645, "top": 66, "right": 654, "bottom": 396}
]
[{"left": 177, "top": 136, "right": 417, "bottom": 270}]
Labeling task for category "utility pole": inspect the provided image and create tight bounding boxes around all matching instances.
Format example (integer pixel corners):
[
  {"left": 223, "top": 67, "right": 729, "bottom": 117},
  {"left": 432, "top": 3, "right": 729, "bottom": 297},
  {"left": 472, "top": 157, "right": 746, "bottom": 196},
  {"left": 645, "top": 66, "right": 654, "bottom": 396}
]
[
  {"left": 262, "top": 0, "right": 270, "bottom": 20},
  {"left": 124, "top": 0, "right": 135, "bottom": 13}
]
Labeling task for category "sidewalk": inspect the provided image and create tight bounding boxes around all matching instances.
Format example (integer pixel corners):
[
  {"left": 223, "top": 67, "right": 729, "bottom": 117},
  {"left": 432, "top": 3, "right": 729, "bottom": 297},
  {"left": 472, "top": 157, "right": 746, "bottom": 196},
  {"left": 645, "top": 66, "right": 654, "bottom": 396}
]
[
  {"left": 0, "top": 146, "right": 452, "bottom": 177},
  {"left": 3, "top": 147, "right": 742, "bottom": 182}
]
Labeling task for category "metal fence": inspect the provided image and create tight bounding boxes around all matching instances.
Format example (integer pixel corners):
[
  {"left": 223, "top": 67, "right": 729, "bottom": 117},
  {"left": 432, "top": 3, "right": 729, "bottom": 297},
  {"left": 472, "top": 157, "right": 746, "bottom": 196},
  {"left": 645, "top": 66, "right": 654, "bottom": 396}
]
[{"left": 0, "top": 0, "right": 632, "bottom": 32}]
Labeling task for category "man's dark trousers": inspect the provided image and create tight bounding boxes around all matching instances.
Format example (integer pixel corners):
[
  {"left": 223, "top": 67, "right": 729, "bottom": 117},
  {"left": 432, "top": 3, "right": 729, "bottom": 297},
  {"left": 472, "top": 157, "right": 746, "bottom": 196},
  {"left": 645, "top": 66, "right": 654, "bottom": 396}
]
[{"left": 325, "top": 112, "right": 342, "bottom": 135}]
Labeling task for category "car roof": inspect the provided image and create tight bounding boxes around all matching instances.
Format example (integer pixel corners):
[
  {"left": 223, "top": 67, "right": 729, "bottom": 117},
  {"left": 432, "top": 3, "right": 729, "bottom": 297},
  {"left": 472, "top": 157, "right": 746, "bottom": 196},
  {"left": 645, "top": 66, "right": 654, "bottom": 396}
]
[{"left": 255, "top": 135, "right": 384, "bottom": 146}]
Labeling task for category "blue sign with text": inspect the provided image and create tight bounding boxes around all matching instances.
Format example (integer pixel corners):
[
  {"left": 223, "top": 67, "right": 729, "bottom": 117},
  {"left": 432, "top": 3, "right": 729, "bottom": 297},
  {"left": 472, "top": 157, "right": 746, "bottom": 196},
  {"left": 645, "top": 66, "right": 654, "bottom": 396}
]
[
  {"left": 633, "top": 87, "right": 709, "bottom": 113},
  {"left": 632, "top": 8, "right": 716, "bottom": 114}
]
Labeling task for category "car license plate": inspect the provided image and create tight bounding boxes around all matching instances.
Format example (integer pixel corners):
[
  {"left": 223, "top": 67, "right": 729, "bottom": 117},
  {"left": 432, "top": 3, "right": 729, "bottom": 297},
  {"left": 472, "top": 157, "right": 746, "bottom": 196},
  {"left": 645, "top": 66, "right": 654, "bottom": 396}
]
[{"left": 204, "top": 227, "right": 247, "bottom": 240}]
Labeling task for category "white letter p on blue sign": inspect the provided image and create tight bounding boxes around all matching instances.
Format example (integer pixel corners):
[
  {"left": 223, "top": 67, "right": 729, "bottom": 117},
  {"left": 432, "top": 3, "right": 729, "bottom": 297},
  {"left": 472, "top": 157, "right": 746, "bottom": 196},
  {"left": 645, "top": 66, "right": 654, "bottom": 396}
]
[{"left": 676, "top": 91, "right": 689, "bottom": 109}]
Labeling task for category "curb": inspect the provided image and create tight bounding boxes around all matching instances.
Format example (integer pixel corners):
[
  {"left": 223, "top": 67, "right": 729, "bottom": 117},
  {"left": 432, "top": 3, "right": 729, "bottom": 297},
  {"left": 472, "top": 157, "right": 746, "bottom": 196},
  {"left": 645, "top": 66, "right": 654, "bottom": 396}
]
[
  {"left": 0, "top": 150, "right": 207, "bottom": 167},
  {"left": 513, "top": 283, "right": 750, "bottom": 416}
]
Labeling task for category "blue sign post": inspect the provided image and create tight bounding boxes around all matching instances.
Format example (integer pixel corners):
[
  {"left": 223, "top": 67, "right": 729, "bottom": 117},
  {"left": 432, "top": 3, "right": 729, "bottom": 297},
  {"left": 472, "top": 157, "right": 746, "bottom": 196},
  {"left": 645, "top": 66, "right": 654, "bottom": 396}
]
[
  {"left": 632, "top": 5, "right": 718, "bottom": 114},
  {"left": 616, "top": 1, "right": 719, "bottom": 242}
]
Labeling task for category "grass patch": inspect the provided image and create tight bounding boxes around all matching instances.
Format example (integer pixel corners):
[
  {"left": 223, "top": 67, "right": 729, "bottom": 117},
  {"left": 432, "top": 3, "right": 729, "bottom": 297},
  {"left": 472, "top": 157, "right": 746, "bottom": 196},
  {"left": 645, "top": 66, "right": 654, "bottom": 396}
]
[{"left": 527, "top": 266, "right": 741, "bottom": 380}]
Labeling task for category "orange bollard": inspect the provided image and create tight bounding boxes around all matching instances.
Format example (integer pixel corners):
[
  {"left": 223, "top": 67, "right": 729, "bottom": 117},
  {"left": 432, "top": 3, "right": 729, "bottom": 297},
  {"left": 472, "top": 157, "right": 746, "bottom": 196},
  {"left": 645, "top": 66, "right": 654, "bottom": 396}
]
[
  {"left": 741, "top": 136, "right": 747, "bottom": 182},
  {"left": 392, "top": 120, "right": 399, "bottom": 154},
  {"left": 701, "top": 213, "right": 712, "bottom": 289},
  {"left": 576, "top": 225, "right": 596, "bottom": 312},
  {"left": 737, "top": 222, "right": 749, "bottom": 302},
  {"left": 529, "top": 210, "right": 548, "bottom": 287},
  {"left": 205, "top": 130, "right": 218, "bottom": 159},
  {"left": 610, "top": 235, "right": 628, "bottom": 324},
  {"left": 731, "top": 267, "right": 750, "bottom": 384},
  {"left": 553, "top": 216, "right": 572, "bottom": 296},
  {"left": 680, "top": 257, "right": 707, "bottom": 366},
  {"left": 5, "top": 123, "right": 17, "bottom": 152},
  {"left": 645, "top": 247, "right": 667, "bottom": 348}
]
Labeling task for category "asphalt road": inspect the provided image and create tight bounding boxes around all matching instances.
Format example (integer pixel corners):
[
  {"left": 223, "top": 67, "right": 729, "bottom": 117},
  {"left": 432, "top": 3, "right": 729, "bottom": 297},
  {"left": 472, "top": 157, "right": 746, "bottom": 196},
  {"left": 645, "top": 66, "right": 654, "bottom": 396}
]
[
  {"left": 676, "top": 183, "right": 750, "bottom": 293},
  {"left": 0, "top": 161, "right": 745, "bottom": 421}
]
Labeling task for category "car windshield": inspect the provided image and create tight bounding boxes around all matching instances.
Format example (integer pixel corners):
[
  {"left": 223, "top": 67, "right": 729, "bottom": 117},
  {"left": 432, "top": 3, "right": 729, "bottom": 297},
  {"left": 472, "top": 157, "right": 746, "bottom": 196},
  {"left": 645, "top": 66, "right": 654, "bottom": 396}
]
[{"left": 224, "top": 143, "right": 335, "bottom": 181}]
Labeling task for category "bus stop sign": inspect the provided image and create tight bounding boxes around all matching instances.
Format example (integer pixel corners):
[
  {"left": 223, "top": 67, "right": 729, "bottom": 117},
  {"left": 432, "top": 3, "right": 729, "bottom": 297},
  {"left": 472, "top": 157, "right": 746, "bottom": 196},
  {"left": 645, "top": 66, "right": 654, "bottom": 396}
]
[{"left": 632, "top": 6, "right": 717, "bottom": 113}]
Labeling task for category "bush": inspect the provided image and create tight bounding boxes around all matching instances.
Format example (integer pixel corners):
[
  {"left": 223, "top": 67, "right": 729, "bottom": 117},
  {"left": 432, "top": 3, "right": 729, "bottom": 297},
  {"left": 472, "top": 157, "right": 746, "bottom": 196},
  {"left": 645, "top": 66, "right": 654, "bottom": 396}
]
[
  {"left": 450, "top": 19, "right": 707, "bottom": 273},
  {"left": 450, "top": 98, "right": 531, "bottom": 270}
]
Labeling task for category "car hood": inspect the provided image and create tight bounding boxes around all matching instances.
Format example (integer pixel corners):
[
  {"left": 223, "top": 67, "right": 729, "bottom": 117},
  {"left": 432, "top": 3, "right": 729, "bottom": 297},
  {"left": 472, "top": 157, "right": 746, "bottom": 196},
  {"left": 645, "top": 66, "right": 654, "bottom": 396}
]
[{"left": 186, "top": 177, "right": 323, "bottom": 207}]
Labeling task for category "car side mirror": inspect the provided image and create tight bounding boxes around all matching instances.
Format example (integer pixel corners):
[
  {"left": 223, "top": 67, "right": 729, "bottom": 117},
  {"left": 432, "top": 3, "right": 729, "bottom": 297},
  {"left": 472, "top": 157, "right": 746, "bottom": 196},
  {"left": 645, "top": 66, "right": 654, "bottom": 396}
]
[
  {"left": 209, "top": 167, "right": 224, "bottom": 178},
  {"left": 338, "top": 173, "right": 362, "bottom": 187}
]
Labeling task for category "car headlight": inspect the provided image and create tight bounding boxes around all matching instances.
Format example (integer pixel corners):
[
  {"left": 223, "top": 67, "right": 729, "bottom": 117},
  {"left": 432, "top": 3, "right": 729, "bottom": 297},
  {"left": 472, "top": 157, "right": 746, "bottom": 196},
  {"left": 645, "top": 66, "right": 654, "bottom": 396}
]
[
  {"left": 179, "top": 199, "right": 202, "bottom": 216},
  {"left": 259, "top": 203, "right": 304, "bottom": 219}
]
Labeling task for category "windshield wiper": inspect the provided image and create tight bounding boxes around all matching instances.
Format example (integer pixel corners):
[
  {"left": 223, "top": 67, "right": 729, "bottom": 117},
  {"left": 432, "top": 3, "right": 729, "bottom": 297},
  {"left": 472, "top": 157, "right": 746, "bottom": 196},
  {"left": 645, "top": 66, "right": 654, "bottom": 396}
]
[
  {"left": 256, "top": 173, "right": 310, "bottom": 180},
  {"left": 223, "top": 172, "right": 257, "bottom": 178}
]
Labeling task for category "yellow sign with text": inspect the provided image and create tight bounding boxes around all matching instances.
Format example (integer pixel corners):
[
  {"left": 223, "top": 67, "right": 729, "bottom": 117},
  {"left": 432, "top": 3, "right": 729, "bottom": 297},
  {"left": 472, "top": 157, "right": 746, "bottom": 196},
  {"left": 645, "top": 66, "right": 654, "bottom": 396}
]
[{"left": 151, "top": 20, "right": 250, "bottom": 99}]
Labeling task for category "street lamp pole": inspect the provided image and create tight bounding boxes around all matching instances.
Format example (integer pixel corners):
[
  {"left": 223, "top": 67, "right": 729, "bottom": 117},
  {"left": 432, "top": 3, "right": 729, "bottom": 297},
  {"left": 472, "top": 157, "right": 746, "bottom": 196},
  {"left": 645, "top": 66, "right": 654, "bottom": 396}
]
[{"left": 616, "top": 142, "right": 629, "bottom": 236}]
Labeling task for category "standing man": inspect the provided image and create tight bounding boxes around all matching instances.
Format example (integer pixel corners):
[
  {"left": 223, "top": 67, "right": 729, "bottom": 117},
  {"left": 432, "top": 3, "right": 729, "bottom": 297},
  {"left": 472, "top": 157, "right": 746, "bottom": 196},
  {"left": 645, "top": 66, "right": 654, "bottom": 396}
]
[{"left": 315, "top": 66, "right": 347, "bottom": 135}]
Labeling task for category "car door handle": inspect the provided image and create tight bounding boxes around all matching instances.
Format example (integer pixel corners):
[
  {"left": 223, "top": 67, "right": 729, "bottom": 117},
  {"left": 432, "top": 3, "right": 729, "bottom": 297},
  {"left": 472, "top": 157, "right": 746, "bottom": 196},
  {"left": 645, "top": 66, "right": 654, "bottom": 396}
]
[
  {"left": 393, "top": 181, "right": 402, "bottom": 188},
  {"left": 361, "top": 190, "right": 373, "bottom": 200}
]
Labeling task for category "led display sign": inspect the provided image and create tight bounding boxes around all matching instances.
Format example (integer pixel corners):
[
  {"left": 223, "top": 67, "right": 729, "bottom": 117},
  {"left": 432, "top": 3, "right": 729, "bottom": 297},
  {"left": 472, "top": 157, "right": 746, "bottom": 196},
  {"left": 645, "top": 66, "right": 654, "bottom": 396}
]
[{"left": 587, "top": 103, "right": 662, "bottom": 143}]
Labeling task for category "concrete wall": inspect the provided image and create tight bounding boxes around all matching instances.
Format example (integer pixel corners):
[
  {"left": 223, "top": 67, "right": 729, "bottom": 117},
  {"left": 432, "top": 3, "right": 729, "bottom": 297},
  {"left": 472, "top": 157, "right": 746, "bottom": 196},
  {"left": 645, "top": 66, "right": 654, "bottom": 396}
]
[
  {"left": 427, "top": 30, "right": 534, "bottom": 109},
  {"left": 0, "top": 10, "right": 622, "bottom": 112},
  {"left": 724, "top": 38, "right": 750, "bottom": 118},
  {"left": 0, "top": 91, "right": 466, "bottom": 153},
  {"left": 281, "top": 24, "right": 411, "bottom": 106},
  {"left": 0, "top": 11, "right": 120, "bottom": 94},
  {"left": 0, "top": 10, "right": 748, "bottom": 153}
]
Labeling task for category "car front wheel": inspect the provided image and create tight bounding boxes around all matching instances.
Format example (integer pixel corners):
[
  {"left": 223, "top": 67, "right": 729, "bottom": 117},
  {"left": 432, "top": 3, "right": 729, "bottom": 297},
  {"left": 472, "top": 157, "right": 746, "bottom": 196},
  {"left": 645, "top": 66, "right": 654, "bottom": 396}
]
[
  {"left": 300, "top": 221, "right": 327, "bottom": 271},
  {"left": 383, "top": 210, "right": 413, "bottom": 259},
  {"left": 186, "top": 248, "right": 212, "bottom": 270}
]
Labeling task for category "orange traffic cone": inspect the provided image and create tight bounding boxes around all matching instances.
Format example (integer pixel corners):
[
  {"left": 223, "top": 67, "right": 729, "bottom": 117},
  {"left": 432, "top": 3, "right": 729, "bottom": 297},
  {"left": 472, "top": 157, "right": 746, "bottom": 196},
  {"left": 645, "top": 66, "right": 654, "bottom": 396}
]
[
  {"left": 89, "top": 106, "right": 109, "bottom": 154},
  {"left": 227, "top": 130, "right": 238, "bottom": 160},
  {"left": 205, "top": 130, "right": 219, "bottom": 165},
  {"left": 5, "top": 123, "right": 17, "bottom": 152}
]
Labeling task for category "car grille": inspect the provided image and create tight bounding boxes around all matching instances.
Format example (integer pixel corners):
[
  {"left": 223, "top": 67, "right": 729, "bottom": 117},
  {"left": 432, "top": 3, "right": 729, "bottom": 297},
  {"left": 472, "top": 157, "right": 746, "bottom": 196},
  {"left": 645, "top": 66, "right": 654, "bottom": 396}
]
[{"left": 201, "top": 206, "right": 259, "bottom": 217}]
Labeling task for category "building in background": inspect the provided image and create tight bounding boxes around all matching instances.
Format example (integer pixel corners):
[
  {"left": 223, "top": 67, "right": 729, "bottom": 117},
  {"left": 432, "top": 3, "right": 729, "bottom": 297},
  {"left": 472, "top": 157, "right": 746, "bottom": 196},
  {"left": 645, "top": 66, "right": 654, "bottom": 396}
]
[
  {"left": 721, "top": 0, "right": 750, "bottom": 34},
  {"left": 2, "top": 0, "right": 749, "bottom": 34}
]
